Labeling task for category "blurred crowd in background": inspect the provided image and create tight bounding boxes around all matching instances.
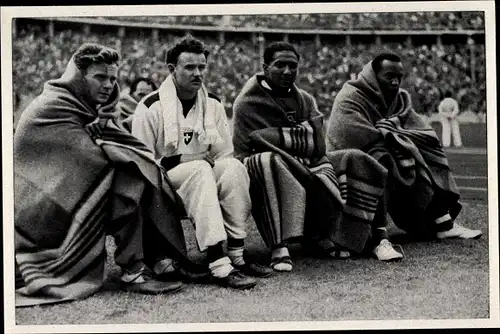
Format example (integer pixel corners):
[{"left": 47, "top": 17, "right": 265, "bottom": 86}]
[
  {"left": 111, "top": 12, "right": 485, "bottom": 30},
  {"left": 12, "top": 13, "right": 486, "bottom": 122}
]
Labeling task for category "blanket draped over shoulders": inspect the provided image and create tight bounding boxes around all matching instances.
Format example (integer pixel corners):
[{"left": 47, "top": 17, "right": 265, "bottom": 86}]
[
  {"left": 14, "top": 59, "right": 192, "bottom": 307},
  {"left": 116, "top": 93, "right": 138, "bottom": 132},
  {"left": 233, "top": 74, "right": 387, "bottom": 253},
  {"left": 326, "top": 61, "right": 461, "bottom": 235}
]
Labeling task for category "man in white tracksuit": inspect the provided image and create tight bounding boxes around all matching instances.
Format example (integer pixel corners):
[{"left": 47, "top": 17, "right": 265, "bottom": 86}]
[
  {"left": 131, "top": 36, "right": 273, "bottom": 290},
  {"left": 438, "top": 91, "right": 463, "bottom": 148}
]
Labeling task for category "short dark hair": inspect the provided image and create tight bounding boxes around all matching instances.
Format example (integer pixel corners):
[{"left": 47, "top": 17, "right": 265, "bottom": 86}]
[
  {"left": 166, "top": 36, "right": 209, "bottom": 65},
  {"left": 263, "top": 41, "right": 300, "bottom": 65},
  {"left": 129, "top": 77, "right": 157, "bottom": 95},
  {"left": 73, "top": 43, "right": 120, "bottom": 73},
  {"left": 372, "top": 52, "right": 402, "bottom": 74}
]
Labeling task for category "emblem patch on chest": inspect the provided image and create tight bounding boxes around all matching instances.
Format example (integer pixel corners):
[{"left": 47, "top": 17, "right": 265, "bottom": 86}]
[{"left": 182, "top": 128, "right": 194, "bottom": 145}]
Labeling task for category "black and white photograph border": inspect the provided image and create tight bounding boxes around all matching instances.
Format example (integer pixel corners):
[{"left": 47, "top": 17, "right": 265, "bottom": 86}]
[{"left": 1, "top": 1, "right": 498, "bottom": 332}]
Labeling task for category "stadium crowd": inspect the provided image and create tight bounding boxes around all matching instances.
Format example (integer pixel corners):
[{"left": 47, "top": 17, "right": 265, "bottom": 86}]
[
  {"left": 13, "top": 17, "right": 486, "bottom": 121},
  {"left": 107, "top": 12, "right": 485, "bottom": 30}
]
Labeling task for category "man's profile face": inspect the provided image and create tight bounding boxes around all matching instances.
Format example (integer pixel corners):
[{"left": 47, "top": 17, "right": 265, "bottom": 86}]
[
  {"left": 169, "top": 52, "right": 207, "bottom": 96},
  {"left": 375, "top": 60, "right": 404, "bottom": 96},
  {"left": 264, "top": 50, "right": 299, "bottom": 90},
  {"left": 84, "top": 63, "right": 118, "bottom": 105},
  {"left": 132, "top": 81, "right": 155, "bottom": 102}
]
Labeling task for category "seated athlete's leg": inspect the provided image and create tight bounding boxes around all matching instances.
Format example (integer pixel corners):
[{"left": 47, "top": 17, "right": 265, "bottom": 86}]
[
  {"left": 325, "top": 149, "right": 399, "bottom": 260},
  {"left": 244, "top": 152, "right": 305, "bottom": 272},
  {"left": 213, "top": 158, "right": 250, "bottom": 239},
  {"left": 371, "top": 189, "right": 403, "bottom": 262},
  {"left": 213, "top": 158, "right": 273, "bottom": 278},
  {"left": 167, "top": 160, "right": 258, "bottom": 289},
  {"left": 429, "top": 189, "right": 482, "bottom": 240},
  {"left": 373, "top": 150, "right": 433, "bottom": 237},
  {"left": 167, "top": 160, "right": 227, "bottom": 252},
  {"left": 110, "top": 190, "right": 183, "bottom": 295}
]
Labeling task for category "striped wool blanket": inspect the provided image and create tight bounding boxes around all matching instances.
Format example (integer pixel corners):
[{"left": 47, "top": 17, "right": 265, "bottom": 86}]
[
  {"left": 326, "top": 61, "right": 461, "bottom": 233},
  {"left": 14, "top": 58, "right": 191, "bottom": 307},
  {"left": 243, "top": 116, "right": 345, "bottom": 247},
  {"left": 233, "top": 74, "right": 386, "bottom": 252}
]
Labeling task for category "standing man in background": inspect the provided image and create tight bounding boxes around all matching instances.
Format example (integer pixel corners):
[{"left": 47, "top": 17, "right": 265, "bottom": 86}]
[{"left": 438, "top": 91, "right": 463, "bottom": 148}]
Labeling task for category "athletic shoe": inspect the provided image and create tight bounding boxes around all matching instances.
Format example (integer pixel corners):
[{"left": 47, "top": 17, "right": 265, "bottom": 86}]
[
  {"left": 437, "top": 223, "right": 483, "bottom": 239},
  {"left": 156, "top": 262, "right": 211, "bottom": 283},
  {"left": 233, "top": 262, "right": 274, "bottom": 278},
  {"left": 119, "top": 265, "right": 183, "bottom": 295},
  {"left": 212, "top": 269, "right": 257, "bottom": 290},
  {"left": 373, "top": 239, "right": 404, "bottom": 262}
]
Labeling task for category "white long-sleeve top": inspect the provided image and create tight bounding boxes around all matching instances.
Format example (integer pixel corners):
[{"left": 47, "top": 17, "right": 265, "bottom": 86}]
[{"left": 131, "top": 91, "right": 233, "bottom": 165}]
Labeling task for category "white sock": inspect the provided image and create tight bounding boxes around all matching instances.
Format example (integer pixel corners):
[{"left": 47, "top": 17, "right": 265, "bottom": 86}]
[
  {"left": 435, "top": 214, "right": 452, "bottom": 224},
  {"left": 208, "top": 256, "right": 233, "bottom": 278},
  {"left": 271, "top": 246, "right": 292, "bottom": 272},
  {"left": 227, "top": 247, "right": 245, "bottom": 266}
]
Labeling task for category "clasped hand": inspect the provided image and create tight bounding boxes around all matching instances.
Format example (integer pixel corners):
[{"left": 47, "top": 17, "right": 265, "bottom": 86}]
[
  {"left": 85, "top": 118, "right": 109, "bottom": 139},
  {"left": 180, "top": 151, "right": 215, "bottom": 167}
]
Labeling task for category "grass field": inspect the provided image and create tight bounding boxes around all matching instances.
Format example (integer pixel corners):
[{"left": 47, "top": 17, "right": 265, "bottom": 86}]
[{"left": 15, "top": 201, "right": 489, "bottom": 325}]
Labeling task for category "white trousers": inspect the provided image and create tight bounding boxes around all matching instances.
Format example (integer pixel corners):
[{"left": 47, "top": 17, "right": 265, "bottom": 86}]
[
  {"left": 167, "top": 158, "right": 250, "bottom": 251},
  {"left": 440, "top": 117, "right": 462, "bottom": 148}
]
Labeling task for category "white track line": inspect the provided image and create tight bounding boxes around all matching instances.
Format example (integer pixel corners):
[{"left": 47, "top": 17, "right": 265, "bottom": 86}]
[
  {"left": 458, "top": 186, "right": 488, "bottom": 192},
  {"left": 454, "top": 175, "right": 488, "bottom": 180}
]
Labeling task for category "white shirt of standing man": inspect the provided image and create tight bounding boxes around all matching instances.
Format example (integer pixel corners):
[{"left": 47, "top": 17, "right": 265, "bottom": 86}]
[{"left": 438, "top": 96, "right": 462, "bottom": 148}]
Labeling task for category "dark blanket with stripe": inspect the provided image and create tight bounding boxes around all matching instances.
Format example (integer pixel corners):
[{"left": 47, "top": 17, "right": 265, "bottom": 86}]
[
  {"left": 326, "top": 61, "right": 461, "bottom": 235},
  {"left": 233, "top": 74, "right": 387, "bottom": 252},
  {"left": 14, "top": 59, "right": 191, "bottom": 307},
  {"left": 244, "top": 117, "right": 347, "bottom": 247},
  {"left": 116, "top": 93, "right": 138, "bottom": 132}
]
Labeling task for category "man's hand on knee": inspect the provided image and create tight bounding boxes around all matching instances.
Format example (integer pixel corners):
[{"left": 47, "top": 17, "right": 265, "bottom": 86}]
[{"left": 179, "top": 152, "right": 215, "bottom": 167}]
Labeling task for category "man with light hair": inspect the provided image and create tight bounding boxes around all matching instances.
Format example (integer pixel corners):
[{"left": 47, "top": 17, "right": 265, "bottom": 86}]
[{"left": 15, "top": 43, "right": 196, "bottom": 306}]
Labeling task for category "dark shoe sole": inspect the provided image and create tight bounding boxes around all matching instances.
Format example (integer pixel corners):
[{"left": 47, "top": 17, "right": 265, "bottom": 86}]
[
  {"left": 234, "top": 266, "right": 274, "bottom": 278},
  {"left": 437, "top": 234, "right": 483, "bottom": 240},
  {"left": 377, "top": 257, "right": 404, "bottom": 263},
  {"left": 253, "top": 271, "right": 273, "bottom": 278},
  {"left": 212, "top": 278, "right": 257, "bottom": 290},
  {"left": 119, "top": 282, "right": 184, "bottom": 295},
  {"left": 157, "top": 271, "right": 212, "bottom": 284}
]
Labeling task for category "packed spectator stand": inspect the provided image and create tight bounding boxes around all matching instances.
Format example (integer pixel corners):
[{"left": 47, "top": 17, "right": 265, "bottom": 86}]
[
  {"left": 110, "top": 12, "right": 485, "bottom": 31},
  {"left": 12, "top": 13, "right": 486, "bottom": 122}
]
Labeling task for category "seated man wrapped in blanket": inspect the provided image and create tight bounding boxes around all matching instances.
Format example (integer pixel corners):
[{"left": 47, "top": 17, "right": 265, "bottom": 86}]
[
  {"left": 326, "top": 52, "right": 482, "bottom": 241},
  {"left": 232, "top": 42, "right": 404, "bottom": 272},
  {"left": 14, "top": 43, "right": 202, "bottom": 307}
]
